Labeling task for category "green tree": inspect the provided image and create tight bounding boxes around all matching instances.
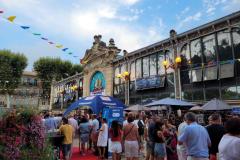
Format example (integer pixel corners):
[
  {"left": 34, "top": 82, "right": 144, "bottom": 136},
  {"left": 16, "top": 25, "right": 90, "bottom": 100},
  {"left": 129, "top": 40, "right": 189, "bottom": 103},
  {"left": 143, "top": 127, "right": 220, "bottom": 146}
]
[
  {"left": 0, "top": 50, "right": 28, "bottom": 108},
  {"left": 33, "top": 57, "right": 82, "bottom": 97}
]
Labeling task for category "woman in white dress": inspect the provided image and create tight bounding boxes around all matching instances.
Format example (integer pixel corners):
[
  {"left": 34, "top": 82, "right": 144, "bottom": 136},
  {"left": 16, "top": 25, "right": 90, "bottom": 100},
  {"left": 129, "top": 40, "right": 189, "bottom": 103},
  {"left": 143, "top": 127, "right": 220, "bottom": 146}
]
[{"left": 97, "top": 118, "right": 108, "bottom": 159}]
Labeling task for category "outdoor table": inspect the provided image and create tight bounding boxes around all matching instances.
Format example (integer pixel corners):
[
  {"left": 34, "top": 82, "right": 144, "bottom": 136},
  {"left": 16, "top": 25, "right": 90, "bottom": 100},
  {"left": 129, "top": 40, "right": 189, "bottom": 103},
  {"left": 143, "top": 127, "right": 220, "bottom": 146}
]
[{"left": 46, "top": 132, "right": 64, "bottom": 159}]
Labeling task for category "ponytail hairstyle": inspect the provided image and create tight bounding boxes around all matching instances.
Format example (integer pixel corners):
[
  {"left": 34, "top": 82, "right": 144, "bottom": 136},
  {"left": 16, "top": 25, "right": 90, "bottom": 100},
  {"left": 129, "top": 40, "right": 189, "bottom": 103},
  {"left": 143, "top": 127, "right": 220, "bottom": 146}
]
[{"left": 111, "top": 120, "right": 119, "bottom": 137}]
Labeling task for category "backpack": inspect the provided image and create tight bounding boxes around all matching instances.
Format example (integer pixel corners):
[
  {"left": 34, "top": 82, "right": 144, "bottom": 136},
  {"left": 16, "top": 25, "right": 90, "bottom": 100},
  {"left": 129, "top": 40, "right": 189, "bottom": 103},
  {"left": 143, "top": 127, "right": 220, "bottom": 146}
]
[{"left": 138, "top": 120, "right": 144, "bottom": 136}]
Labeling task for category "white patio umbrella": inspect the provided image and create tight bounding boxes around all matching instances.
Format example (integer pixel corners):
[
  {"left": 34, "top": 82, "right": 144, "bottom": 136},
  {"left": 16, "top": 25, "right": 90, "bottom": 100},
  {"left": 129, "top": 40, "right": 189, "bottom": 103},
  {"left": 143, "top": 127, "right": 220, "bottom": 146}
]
[
  {"left": 124, "top": 104, "right": 149, "bottom": 111},
  {"left": 190, "top": 106, "right": 203, "bottom": 111},
  {"left": 144, "top": 97, "right": 194, "bottom": 107},
  {"left": 148, "top": 106, "right": 167, "bottom": 111},
  {"left": 202, "top": 98, "right": 231, "bottom": 111}
]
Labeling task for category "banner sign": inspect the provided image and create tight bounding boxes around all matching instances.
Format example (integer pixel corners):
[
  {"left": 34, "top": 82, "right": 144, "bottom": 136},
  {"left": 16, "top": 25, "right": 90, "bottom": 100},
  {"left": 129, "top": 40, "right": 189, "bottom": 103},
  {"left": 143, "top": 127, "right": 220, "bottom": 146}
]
[{"left": 135, "top": 75, "right": 165, "bottom": 90}]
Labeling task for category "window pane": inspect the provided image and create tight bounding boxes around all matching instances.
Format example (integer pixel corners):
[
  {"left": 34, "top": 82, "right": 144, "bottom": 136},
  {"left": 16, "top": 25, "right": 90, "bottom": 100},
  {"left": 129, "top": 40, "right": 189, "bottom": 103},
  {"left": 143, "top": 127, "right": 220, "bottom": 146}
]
[
  {"left": 191, "top": 39, "right": 202, "bottom": 67},
  {"left": 181, "top": 70, "right": 191, "bottom": 84},
  {"left": 205, "top": 87, "right": 220, "bottom": 100},
  {"left": 219, "top": 62, "right": 234, "bottom": 79},
  {"left": 150, "top": 54, "right": 157, "bottom": 76},
  {"left": 192, "top": 89, "right": 204, "bottom": 101},
  {"left": 166, "top": 50, "right": 174, "bottom": 74},
  {"left": 180, "top": 44, "right": 191, "bottom": 70},
  {"left": 182, "top": 90, "right": 192, "bottom": 101},
  {"left": 221, "top": 86, "right": 238, "bottom": 100},
  {"left": 136, "top": 58, "right": 142, "bottom": 78},
  {"left": 202, "top": 34, "right": 217, "bottom": 66},
  {"left": 114, "top": 67, "right": 120, "bottom": 85},
  {"left": 143, "top": 56, "right": 149, "bottom": 77},
  {"left": 158, "top": 52, "right": 165, "bottom": 75},
  {"left": 203, "top": 66, "right": 218, "bottom": 81},
  {"left": 130, "top": 62, "right": 136, "bottom": 81},
  {"left": 232, "top": 27, "right": 240, "bottom": 58},
  {"left": 217, "top": 30, "right": 232, "bottom": 61},
  {"left": 232, "top": 28, "right": 240, "bottom": 76},
  {"left": 191, "top": 69, "right": 202, "bottom": 82}
]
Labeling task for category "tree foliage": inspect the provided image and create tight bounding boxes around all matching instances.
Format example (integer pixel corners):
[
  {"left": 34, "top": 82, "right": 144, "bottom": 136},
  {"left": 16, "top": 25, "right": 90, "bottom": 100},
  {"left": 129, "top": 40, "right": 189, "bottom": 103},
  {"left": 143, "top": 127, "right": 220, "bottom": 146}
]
[
  {"left": 0, "top": 50, "right": 28, "bottom": 94},
  {"left": 33, "top": 57, "right": 83, "bottom": 96}
]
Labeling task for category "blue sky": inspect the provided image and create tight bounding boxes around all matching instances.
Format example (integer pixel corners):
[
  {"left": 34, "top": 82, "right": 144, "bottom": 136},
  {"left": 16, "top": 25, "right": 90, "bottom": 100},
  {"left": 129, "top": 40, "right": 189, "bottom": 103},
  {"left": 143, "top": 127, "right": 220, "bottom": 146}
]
[{"left": 0, "top": 0, "right": 240, "bottom": 71}]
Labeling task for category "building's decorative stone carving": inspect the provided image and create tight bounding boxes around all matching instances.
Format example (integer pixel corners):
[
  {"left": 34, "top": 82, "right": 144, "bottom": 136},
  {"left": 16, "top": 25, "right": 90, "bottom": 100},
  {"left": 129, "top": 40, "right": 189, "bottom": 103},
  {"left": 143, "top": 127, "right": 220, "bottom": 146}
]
[{"left": 81, "top": 35, "right": 121, "bottom": 97}]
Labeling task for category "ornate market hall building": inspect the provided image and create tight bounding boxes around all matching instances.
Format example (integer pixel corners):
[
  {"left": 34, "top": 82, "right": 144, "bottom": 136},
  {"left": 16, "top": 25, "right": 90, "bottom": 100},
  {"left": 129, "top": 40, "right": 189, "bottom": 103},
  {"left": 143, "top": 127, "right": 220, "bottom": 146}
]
[{"left": 51, "top": 11, "right": 240, "bottom": 109}]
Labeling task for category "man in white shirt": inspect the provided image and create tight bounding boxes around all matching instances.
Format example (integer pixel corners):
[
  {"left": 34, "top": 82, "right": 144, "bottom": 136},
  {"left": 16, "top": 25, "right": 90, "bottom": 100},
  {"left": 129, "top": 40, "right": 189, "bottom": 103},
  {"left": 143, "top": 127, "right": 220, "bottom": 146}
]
[{"left": 177, "top": 120, "right": 188, "bottom": 160}]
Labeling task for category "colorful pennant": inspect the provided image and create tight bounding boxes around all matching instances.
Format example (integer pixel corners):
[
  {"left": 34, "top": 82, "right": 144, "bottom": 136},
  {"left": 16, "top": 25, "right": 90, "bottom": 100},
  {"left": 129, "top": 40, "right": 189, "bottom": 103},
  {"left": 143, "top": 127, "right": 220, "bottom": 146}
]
[
  {"left": 48, "top": 42, "right": 54, "bottom": 44},
  {"left": 56, "top": 44, "right": 63, "bottom": 48},
  {"left": 68, "top": 52, "right": 72, "bottom": 55},
  {"left": 41, "top": 37, "right": 48, "bottom": 40},
  {"left": 20, "top": 26, "right": 30, "bottom": 29},
  {"left": 0, "top": 11, "right": 3, "bottom": 14},
  {"left": 33, "top": 33, "right": 41, "bottom": 36},
  {"left": 7, "top": 16, "right": 16, "bottom": 22},
  {"left": 62, "top": 48, "right": 68, "bottom": 51}
]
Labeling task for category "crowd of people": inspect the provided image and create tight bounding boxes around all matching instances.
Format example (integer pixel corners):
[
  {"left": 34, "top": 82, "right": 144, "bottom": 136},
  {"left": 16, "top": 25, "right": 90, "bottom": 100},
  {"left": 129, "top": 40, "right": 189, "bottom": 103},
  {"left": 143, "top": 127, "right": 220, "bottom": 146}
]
[{"left": 41, "top": 110, "right": 240, "bottom": 160}]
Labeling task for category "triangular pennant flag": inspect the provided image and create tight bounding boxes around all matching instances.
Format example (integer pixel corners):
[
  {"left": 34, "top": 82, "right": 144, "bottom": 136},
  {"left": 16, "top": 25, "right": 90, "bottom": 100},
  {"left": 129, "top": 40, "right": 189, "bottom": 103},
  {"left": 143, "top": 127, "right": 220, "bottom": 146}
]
[
  {"left": 7, "top": 16, "right": 16, "bottom": 22},
  {"left": 0, "top": 11, "right": 4, "bottom": 14},
  {"left": 20, "top": 26, "right": 30, "bottom": 29},
  {"left": 33, "top": 33, "right": 41, "bottom": 36},
  {"left": 56, "top": 45, "right": 63, "bottom": 48},
  {"left": 73, "top": 56, "right": 78, "bottom": 58},
  {"left": 62, "top": 48, "right": 68, "bottom": 51},
  {"left": 41, "top": 37, "right": 48, "bottom": 40},
  {"left": 68, "top": 52, "right": 72, "bottom": 55},
  {"left": 48, "top": 42, "right": 54, "bottom": 44}
]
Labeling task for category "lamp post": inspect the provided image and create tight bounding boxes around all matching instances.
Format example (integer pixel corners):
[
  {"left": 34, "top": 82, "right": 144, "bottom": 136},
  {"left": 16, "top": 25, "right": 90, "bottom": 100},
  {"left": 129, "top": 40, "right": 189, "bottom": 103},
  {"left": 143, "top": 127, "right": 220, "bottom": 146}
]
[
  {"left": 117, "top": 71, "right": 130, "bottom": 105},
  {"left": 162, "top": 56, "right": 182, "bottom": 100}
]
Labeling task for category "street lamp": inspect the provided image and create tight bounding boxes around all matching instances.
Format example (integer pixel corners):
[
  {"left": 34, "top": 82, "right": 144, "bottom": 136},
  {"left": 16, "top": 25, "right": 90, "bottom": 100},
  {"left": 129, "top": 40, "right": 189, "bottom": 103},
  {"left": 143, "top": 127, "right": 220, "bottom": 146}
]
[
  {"left": 116, "top": 71, "right": 130, "bottom": 105},
  {"left": 162, "top": 56, "right": 182, "bottom": 99}
]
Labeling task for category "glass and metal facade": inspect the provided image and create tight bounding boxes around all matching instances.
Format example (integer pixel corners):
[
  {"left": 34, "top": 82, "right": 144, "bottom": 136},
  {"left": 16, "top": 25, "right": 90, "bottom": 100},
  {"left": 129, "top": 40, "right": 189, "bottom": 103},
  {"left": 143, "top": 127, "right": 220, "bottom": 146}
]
[{"left": 113, "top": 11, "right": 240, "bottom": 105}]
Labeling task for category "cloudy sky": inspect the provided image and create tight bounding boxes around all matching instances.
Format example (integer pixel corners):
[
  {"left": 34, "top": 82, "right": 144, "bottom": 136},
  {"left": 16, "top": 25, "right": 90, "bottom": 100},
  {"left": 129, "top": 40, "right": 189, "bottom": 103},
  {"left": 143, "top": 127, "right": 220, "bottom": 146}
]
[{"left": 0, "top": 0, "right": 240, "bottom": 71}]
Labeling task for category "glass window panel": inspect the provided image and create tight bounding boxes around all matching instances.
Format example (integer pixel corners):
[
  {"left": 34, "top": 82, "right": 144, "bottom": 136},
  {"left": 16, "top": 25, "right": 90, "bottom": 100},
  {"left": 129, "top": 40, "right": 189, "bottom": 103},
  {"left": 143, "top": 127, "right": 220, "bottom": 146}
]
[
  {"left": 130, "top": 62, "right": 136, "bottom": 81},
  {"left": 180, "top": 44, "right": 191, "bottom": 70},
  {"left": 182, "top": 90, "right": 192, "bottom": 101},
  {"left": 114, "top": 67, "right": 120, "bottom": 85},
  {"left": 158, "top": 52, "right": 165, "bottom": 75},
  {"left": 166, "top": 50, "right": 174, "bottom": 74},
  {"left": 202, "top": 34, "right": 217, "bottom": 66},
  {"left": 143, "top": 56, "right": 149, "bottom": 77},
  {"left": 221, "top": 86, "right": 238, "bottom": 100},
  {"left": 232, "top": 28, "right": 240, "bottom": 76},
  {"left": 181, "top": 70, "right": 191, "bottom": 84},
  {"left": 150, "top": 54, "right": 157, "bottom": 76},
  {"left": 232, "top": 27, "right": 240, "bottom": 58},
  {"left": 203, "top": 66, "right": 218, "bottom": 81},
  {"left": 192, "top": 89, "right": 204, "bottom": 101},
  {"left": 205, "top": 88, "right": 220, "bottom": 100},
  {"left": 191, "top": 69, "right": 202, "bottom": 82},
  {"left": 167, "top": 73, "right": 174, "bottom": 87},
  {"left": 120, "top": 64, "right": 126, "bottom": 84},
  {"left": 191, "top": 39, "right": 202, "bottom": 67},
  {"left": 114, "top": 86, "right": 119, "bottom": 95},
  {"left": 217, "top": 30, "right": 232, "bottom": 61},
  {"left": 219, "top": 62, "right": 234, "bottom": 79},
  {"left": 136, "top": 58, "right": 142, "bottom": 78}
]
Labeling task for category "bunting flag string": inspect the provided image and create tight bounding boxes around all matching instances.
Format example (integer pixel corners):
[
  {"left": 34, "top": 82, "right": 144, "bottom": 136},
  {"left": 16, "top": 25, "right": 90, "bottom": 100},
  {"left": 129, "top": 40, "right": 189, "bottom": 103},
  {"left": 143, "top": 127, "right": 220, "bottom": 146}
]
[{"left": 0, "top": 9, "right": 79, "bottom": 58}]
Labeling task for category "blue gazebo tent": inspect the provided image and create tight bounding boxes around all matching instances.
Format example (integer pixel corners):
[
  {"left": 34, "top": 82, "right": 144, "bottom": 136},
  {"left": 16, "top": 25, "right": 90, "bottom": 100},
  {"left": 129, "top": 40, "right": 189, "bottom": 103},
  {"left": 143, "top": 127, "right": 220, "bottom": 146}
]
[{"left": 63, "top": 95, "right": 126, "bottom": 116}]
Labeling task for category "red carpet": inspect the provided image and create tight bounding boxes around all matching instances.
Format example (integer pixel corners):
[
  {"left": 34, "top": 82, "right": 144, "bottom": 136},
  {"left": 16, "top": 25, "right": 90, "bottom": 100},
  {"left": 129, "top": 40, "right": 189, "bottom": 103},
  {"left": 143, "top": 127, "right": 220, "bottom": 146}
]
[{"left": 71, "top": 147, "right": 97, "bottom": 160}]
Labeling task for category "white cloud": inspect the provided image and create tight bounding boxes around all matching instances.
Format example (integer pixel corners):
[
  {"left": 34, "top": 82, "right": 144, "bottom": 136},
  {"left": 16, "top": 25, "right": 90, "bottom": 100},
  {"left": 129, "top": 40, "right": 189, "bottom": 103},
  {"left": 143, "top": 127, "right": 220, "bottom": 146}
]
[
  {"left": 177, "top": 12, "right": 202, "bottom": 29},
  {"left": 121, "top": 0, "right": 141, "bottom": 5},
  {"left": 223, "top": 0, "right": 240, "bottom": 13},
  {"left": 202, "top": 0, "right": 228, "bottom": 15}
]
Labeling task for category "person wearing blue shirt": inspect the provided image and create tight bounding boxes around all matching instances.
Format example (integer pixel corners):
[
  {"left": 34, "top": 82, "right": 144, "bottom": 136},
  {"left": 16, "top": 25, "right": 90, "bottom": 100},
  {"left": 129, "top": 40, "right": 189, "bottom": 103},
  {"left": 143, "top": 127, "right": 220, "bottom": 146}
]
[{"left": 178, "top": 112, "right": 211, "bottom": 160}]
